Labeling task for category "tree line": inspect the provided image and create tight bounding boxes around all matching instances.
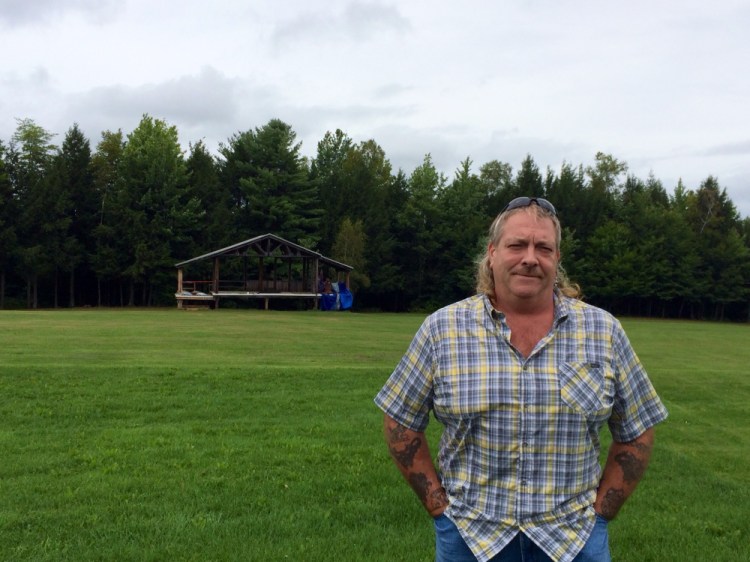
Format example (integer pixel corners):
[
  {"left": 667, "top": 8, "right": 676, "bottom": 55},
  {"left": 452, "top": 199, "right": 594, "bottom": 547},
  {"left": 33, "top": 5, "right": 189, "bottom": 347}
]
[{"left": 1, "top": 115, "right": 749, "bottom": 320}]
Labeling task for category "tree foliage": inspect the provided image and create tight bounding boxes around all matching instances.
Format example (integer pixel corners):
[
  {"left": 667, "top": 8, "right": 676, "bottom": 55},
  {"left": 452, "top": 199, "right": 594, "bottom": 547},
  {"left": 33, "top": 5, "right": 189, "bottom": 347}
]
[
  {"left": 1, "top": 117, "right": 748, "bottom": 319},
  {"left": 219, "top": 119, "right": 321, "bottom": 246}
]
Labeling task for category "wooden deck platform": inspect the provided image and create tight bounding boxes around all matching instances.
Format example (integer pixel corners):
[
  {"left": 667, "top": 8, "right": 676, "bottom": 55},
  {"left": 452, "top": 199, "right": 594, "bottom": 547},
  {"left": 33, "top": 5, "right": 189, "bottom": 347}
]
[{"left": 175, "top": 290, "right": 323, "bottom": 310}]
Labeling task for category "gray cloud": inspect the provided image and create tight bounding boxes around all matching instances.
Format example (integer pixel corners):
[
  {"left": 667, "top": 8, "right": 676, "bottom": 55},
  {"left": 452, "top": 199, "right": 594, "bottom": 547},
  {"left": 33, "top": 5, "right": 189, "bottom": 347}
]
[
  {"left": 270, "top": 1, "right": 410, "bottom": 51},
  {"left": 373, "top": 83, "right": 413, "bottom": 98},
  {"left": 340, "top": 1, "right": 410, "bottom": 38},
  {"left": 0, "top": 0, "right": 119, "bottom": 26},
  {"left": 703, "top": 140, "right": 750, "bottom": 157},
  {"left": 64, "top": 66, "right": 249, "bottom": 145},
  {"left": 0, "top": 66, "right": 53, "bottom": 90},
  {"left": 114, "top": 67, "right": 239, "bottom": 124}
]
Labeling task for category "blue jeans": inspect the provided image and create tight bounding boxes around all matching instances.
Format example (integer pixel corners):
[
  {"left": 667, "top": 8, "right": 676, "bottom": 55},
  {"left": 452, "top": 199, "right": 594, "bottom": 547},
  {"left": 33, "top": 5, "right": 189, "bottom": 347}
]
[{"left": 434, "top": 513, "right": 611, "bottom": 562}]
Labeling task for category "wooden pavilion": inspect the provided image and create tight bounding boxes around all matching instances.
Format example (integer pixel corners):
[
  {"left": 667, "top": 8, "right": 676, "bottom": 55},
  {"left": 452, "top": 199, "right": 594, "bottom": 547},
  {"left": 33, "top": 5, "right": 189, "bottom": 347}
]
[{"left": 175, "top": 233, "right": 353, "bottom": 310}]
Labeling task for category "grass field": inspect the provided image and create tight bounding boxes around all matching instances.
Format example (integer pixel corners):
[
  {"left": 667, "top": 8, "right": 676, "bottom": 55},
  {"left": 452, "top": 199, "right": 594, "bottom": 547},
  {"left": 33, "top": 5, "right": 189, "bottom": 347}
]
[{"left": 0, "top": 309, "right": 748, "bottom": 561}]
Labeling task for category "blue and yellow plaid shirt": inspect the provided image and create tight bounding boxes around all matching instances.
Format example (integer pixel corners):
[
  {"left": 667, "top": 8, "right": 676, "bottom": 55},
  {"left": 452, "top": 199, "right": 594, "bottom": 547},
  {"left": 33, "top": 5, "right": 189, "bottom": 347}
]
[{"left": 375, "top": 293, "right": 668, "bottom": 562}]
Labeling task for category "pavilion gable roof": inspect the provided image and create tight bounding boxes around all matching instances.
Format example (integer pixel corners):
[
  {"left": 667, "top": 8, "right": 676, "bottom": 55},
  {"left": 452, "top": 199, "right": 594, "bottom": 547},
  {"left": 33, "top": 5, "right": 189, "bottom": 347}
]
[{"left": 175, "top": 233, "right": 353, "bottom": 271}]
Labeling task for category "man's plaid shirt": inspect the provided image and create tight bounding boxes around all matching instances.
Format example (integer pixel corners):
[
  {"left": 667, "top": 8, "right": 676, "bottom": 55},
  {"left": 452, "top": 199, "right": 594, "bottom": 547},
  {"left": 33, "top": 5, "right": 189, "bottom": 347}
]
[{"left": 375, "top": 293, "right": 668, "bottom": 562}]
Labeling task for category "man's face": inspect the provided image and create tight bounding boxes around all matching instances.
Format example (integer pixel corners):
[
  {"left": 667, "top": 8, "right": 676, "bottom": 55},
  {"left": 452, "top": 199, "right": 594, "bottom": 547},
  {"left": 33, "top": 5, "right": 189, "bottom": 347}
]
[{"left": 488, "top": 211, "right": 560, "bottom": 306}]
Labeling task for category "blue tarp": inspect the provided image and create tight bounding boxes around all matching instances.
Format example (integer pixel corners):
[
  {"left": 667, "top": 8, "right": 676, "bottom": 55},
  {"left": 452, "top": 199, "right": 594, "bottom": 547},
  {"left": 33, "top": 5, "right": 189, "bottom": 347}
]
[
  {"left": 338, "top": 283, "right": 353, "bottom": 310},
  {"left": 320, "top": 282, "right": 353, "bottom": 311},
  {"left": 321, "top": 293, "right": 337, "bottom": 311}
]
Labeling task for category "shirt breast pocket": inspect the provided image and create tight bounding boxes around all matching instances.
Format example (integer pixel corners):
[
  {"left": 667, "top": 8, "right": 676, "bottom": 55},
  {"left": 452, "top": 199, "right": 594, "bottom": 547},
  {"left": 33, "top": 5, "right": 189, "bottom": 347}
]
[{"left": 558, "top": 361, "right": 614, "bottom": 417}]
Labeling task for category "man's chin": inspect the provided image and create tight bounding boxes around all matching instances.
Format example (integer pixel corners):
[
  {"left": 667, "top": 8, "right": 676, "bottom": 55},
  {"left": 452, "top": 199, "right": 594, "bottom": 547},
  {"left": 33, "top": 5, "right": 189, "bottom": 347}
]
[
  {"left": 512, "top": 277, "right": 542, "bottom": 289},
  {"left": 510, "top": 281, "right": 550, "bottom": 298}
]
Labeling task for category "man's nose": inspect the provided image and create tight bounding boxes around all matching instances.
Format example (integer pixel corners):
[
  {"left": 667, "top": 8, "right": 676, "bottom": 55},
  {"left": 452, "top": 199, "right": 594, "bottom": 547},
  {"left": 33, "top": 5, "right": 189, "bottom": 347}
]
[{"left": 521, "top": 246, "right": 538, "bottom": 265}]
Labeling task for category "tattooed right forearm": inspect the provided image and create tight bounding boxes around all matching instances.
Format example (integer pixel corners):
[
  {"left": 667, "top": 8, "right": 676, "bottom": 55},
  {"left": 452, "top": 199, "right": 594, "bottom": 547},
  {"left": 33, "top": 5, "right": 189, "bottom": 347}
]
[
  {"left": 408, "top": 472, "right": 431, "bottom": 503},
  {"left": 408, "top": 472, "right": 448, "bottom": 512},
  {"left": 408, "top": 472, "right": 438, "bottom": 504},
  {"left": 389, "top": 437, "right": 422, "bottom": 468},
  {"left": 383, "top": 416, "right": 448, "bottom": 516}
]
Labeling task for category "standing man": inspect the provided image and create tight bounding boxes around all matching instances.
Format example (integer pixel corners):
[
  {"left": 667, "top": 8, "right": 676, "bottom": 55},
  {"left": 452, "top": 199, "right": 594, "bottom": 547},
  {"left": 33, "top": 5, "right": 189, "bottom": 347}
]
[{"left": 375, "top": 197, "right": 668, "bottom": 562}]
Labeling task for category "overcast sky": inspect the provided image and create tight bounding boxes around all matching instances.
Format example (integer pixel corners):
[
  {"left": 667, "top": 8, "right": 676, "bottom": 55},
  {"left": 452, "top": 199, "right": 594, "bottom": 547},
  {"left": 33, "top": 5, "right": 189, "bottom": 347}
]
[{"left": 2, "top": 0, "right": 749, "bottom": 217}]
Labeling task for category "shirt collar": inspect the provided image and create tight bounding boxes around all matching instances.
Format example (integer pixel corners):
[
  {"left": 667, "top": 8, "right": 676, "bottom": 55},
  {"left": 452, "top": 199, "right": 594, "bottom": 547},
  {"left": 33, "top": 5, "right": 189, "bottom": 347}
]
[{"left": 553, "top": 289, "right": 571, "bottom": 326}]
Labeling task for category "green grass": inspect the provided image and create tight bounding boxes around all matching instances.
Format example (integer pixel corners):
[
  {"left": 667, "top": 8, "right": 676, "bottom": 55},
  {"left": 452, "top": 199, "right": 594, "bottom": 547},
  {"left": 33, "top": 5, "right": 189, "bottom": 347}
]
[{"left": 0, "top": 310, "right": 748, "bottom": 561}]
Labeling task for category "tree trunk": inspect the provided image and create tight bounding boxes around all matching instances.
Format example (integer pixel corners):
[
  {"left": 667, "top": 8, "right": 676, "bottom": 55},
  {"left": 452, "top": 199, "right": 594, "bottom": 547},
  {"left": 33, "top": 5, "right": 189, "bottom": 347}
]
[{"left": 69, "top": 269, "right": 75, "bottom": 307}]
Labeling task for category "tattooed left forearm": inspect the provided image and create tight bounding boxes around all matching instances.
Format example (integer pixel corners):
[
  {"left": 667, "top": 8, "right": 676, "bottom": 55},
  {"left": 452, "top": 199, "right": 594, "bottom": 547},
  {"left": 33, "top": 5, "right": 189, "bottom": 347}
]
[
  {"left": 615, "top": 437, "right": 652, "bottom": 483},
  {"left": 614, "top": 450, "right": 647, "bottom": 483},
  {"left": 595, "top": 428, "right": 656, "bottom": 520},
  {"left": 599, "top": 487, "right": 625, "bottom": 520},
  {"left": 387, "top": 423, "right": 410, "bottom": 444}
]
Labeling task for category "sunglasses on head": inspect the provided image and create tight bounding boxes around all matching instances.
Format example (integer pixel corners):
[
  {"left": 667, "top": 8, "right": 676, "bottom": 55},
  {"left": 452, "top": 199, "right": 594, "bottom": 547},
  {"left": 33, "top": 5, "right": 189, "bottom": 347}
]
[{"left": 501, "top": 197, "right": 557, "bottom": 216}]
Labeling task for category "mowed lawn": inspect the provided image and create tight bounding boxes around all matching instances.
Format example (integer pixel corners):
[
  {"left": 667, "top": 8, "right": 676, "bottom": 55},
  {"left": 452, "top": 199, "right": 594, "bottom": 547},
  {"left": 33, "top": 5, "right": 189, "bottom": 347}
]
[{"left": 0, "top": 309, "right": 748, "bottom": 561}]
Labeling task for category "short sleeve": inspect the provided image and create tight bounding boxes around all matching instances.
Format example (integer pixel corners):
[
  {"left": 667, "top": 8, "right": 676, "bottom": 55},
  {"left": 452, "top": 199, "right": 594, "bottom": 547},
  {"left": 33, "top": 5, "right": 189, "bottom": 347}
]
[
  {"left": 374, "top": 317, "right": 436, "bottom": 432},
  {"left": 608, "top": 322, "right": 669, "bottom": 442}
]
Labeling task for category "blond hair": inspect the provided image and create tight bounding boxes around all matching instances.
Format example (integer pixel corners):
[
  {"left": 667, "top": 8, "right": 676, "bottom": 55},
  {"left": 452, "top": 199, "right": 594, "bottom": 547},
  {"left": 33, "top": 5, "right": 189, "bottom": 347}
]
[{"left": 475, "top": 204, "right": 581, "bottom": 299}]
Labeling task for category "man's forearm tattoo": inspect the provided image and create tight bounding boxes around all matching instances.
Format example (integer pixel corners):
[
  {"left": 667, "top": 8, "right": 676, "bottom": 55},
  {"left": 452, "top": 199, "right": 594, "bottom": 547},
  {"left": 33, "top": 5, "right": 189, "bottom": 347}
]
[
  {"left": 387, "top": 423, "right": 410, "bottom": 444},
  {"left": 429, "top": 485, "right": 449, "bottom": 511},
  {"left": 386, "top": 422, "right": 422, "bottom": 468},
  {"left": 599, "top": 487, "right": 625, "bottom": 520},
  {"left": 408, "top": 472, "right": 448, "bottom": 511},
  {"left": 614, "top": 450, "right": 647, "bottom": 483},
  {"left": 389, "top": 437, "right": 422, "bottom": 468}
]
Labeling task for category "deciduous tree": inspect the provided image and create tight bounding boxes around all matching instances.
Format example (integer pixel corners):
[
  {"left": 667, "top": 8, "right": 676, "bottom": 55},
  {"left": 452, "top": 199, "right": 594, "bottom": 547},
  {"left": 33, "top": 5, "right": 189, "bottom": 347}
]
[
  {"left": 8, "top": 118, "right": 57, "bottom": 308},
  {"left": 117, "top": 115, "right": 199, "bottom": 305},
  {"left": 0, "top": 141, "right": 17, "bottom": 308}
]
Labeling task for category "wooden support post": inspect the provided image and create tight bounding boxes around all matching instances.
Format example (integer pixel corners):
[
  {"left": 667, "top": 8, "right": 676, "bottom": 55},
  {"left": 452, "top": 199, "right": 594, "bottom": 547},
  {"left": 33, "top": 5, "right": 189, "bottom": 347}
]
[
  {"left": 176, "top": 268, "right": 184, "bottom": 310},
  {"left": 212, "top": 258, "right": 220, "bottom": 293},
  {"left": 313, "top": 257, "right": 319, "bottom": 310}
]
